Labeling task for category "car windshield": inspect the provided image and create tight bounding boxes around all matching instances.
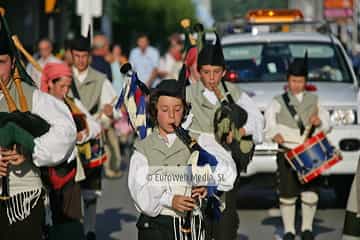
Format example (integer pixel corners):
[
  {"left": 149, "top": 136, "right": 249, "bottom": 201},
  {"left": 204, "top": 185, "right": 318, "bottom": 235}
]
[{"left": 223, "top": 41, "right": 352, "bottom": 83}]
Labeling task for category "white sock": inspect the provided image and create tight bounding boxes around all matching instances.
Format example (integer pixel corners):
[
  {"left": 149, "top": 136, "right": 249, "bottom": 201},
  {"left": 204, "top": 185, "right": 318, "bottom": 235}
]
[
  {"left": 301, "top": 191, "right": 318, "bottom": 232},
  {"left": 84, "top": 199, "right": 97, "bottom": 234},
  {"left": 280, "top": 197, "right": 297, "bottom": 234}
]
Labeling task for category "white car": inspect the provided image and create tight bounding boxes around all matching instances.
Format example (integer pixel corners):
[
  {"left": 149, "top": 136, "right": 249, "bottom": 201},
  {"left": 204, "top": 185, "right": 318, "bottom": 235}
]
[{"left": 222, "top": 31, "right": 360, "bottom": 201}]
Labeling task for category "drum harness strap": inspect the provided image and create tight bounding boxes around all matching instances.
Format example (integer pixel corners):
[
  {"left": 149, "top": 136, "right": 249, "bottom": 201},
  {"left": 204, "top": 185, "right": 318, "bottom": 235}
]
[
  {"left": 282, "top": 93, "right": 308, "bottom": 173},
  {"left": 282, "top": 93, "right": 305, "bottom": 135}
]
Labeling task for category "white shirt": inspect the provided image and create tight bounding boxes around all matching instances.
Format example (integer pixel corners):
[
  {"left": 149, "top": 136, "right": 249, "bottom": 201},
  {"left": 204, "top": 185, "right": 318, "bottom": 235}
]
[
  {"left": 31, "top": 90, "right": 77, "bottom": 167},
  {"left": 72, "top": 67, "right": 121, "bottom": 120},
  {"left": 26, "top": 55, "right": 62, "bottom": 87},
  {"left": 158, "top": 53, "right": 183, "bottom": 80},
  {"left": 129, "top": 46, "right": 160, "bottom": 84},
  {"left": 128, "top": 132, "right": 237, "bottom": 217},
  {"left": 72, "top": 67, "right": 89, "bottom": 84},
  {"left": 264, "top": 92, "right": 330, "bottom": 149}
]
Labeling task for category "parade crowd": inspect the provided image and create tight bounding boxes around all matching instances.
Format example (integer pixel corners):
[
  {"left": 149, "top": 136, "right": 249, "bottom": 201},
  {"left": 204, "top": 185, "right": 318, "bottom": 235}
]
[{"left": 1, "top": 13, "right": 360, "bottom": 240}]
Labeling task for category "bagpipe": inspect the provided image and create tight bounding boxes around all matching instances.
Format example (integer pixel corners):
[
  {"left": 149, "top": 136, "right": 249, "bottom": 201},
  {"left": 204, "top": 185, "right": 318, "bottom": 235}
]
[
  {"left": 172, "top": 124, "right": 222, "bottom": 234},
  {"left": 0, "top": 8, "right": 50, "bottom": 199},
  {"left": 77, "top": 126, "right": 107, "bottom": 170},
  {"left": 115, "top": 63, "right": 150, "bottom": 139},
  {"left": 43, "top": 97, "right": 106, "bottom": 191},
  {"left": 63, "top": 96, "right": 107, "bottom": 170},
  {"left": 212, "top": 79, "right": 255, "bottom": 174}
]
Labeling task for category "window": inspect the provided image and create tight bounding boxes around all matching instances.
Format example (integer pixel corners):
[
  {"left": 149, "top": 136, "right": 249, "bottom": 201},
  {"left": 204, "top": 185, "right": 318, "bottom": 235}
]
[{"left": 223, "top": 41, "right": 352, "bottom": 83}]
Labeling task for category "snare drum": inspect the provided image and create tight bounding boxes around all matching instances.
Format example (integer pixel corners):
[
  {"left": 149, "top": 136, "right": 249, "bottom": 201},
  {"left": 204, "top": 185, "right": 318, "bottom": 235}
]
[
  {"left": 78, "top": 135, "right": 107, "bottom": 169},
  {"left": 285, "top": 131, "right": 342, "bottom": 184}
]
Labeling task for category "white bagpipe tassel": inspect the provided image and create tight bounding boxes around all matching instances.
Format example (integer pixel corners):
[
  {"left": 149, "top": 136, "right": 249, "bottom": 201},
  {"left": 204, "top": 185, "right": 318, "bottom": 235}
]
[
  {"left": 179, "top": 217, "right": 184, "bottom": 240},
  {"left": 5, "top": 189, "right": 41, "bottom": 224},
  {"left": 173, "top": 216, "right": 178, "bottom": 240},
  {"left": 191, "top": 215, "right": 196, "bottom": 240}
]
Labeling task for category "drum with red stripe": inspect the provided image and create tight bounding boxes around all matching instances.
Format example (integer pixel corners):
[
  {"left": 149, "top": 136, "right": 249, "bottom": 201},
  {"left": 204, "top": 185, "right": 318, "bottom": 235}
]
[{"left": 285, "top": 131, "right": 342, "bottom": 183}]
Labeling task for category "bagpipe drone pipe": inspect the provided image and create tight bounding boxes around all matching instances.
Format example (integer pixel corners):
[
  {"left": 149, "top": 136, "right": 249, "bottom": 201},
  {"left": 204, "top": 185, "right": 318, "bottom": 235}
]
[{"left": 0, "top": 8, "right": 50, "bottom": 199}]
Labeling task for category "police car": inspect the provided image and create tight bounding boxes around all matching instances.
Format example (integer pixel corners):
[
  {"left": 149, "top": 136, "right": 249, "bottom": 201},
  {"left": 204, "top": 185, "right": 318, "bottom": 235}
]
[{"left": 221, "top": 9, "right": 360, "bottom": 201}]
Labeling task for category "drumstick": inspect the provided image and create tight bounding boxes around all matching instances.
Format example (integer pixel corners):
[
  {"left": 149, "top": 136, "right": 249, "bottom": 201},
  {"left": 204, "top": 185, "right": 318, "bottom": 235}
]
[
  {"left": 283, "top": 140, "right": 300, "bottom": 145},
  {"left": 304, "top": 107, "right": 319, "bottom": 142},
  {"left": 278, "top": 144, "right": 291, "bottom": 152}
]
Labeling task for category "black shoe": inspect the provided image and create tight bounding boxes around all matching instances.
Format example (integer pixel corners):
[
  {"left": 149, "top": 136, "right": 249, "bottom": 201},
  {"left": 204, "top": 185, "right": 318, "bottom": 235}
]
[
  {"left": 283, "top": 232, "right": 295, "bottom": 240},
  {"left": 301, "top": 230, "right": 314, "bottom": 240},
  {"left": 86, "top": 232, "right": 96, "bottom": 240}
]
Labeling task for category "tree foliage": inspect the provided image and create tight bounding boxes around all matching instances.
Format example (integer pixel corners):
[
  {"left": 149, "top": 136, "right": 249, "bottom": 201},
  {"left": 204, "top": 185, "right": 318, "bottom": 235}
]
[{"left": 106, "top": 0, "right": 196, "bottom": 54}]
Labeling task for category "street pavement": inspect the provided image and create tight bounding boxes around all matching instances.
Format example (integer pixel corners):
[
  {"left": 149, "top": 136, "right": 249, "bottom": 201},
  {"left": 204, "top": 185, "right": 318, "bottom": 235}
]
[{"left": 97, "top": 173, "right": 346, "bottom": 240}]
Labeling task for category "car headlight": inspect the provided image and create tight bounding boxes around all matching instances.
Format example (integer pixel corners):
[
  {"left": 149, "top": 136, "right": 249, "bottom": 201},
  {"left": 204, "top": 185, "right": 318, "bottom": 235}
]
[{"left": 330, "top": 109, "right": 357, "bottom": 125}]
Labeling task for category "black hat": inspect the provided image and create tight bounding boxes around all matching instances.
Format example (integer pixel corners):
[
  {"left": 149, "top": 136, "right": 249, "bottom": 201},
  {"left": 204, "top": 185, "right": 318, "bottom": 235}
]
[
  {"left": 288, "top": 51, "right": 308, "bottom": 78},
  {"left": 71, "top": 27, "right": 91, "bottom": 52},
  {"left": 152, "top": 79, "right": 184, "bottom": 99},
  {"left": 197, "top": 32, "right": 225, "bottom": 69},
  {"left": 0, "top": 17, "right": 11, "bottom": 56},
  {"left": 149, "top": 79, "right": 188, "bottom": 124}
]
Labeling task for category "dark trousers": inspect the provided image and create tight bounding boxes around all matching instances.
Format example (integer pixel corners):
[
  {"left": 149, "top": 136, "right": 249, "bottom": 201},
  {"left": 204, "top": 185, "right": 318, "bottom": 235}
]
[
  {"left": 48, "top": 183, "right": 84, "bottom": 240},
  {"left": 0, "top": 195, "right": 44, "bottom": 240},
  {"left": 137, "top": 214, "right": 202, "bottom": 240},
  {"left": 204, "top": 187, "right": 240, "bottom": 240},
  {"left": 277, "top": 152, "right": 320, "bottom": 198},
  {"left": 80, "top": 166, "right": 102, "bottom": 191}
]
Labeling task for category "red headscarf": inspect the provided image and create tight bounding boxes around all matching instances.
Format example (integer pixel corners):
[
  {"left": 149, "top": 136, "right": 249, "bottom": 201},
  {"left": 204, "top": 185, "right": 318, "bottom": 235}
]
[{"left": 40, "top": 62, "right": 72, "bottom": 93}]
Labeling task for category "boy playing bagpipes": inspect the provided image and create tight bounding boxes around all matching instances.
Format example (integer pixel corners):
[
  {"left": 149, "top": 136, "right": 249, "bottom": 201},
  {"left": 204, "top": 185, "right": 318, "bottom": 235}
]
[
  {"left": 264, "top": 54, "right": 330, "bottom": 240},
  {"left": 128, "top": 79, "right": 237, "bottom": 240},
  {"left": 184, "top": 30, "right": 264, "bottom": 240},
  {"left": 0, "top": 9, "right": 77, "bottom": 240}
]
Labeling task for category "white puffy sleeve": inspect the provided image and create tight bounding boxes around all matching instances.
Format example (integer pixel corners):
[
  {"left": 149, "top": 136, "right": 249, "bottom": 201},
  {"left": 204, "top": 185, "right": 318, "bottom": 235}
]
[
  {"left": 264, "top": 98, "right": 282, "bottom": 142},
  {"left": 128, "top": 150, "right": 174, "bottom": 217},
  {"left": 31, "top": 90, "right": 77, "bottom": 167},
  {"left": 236, "top": 93, "right": 264, "bottom": 144}
]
